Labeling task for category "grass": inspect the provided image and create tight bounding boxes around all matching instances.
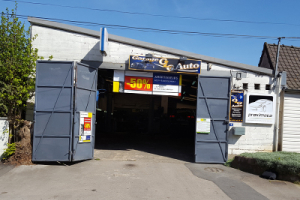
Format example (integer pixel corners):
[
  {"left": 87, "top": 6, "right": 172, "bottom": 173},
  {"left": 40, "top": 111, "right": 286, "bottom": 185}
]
[{"left": 239, "top": 151, "right": 300, "bottom": 175}]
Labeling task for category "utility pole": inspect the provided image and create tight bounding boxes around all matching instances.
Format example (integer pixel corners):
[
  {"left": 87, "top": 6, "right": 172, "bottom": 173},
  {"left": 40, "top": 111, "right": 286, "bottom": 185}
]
[
  {"left": 274, "top": 37, "right": 285, "bottom": 77},
  {"left": 273, "top": 37, "right": 285, "bottom": 152}
]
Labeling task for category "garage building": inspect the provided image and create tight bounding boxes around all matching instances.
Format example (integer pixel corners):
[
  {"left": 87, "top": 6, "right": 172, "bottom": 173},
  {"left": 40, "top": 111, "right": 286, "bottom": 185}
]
[{"left": 28, "top": 17, "right": 282, "bottom": 163}]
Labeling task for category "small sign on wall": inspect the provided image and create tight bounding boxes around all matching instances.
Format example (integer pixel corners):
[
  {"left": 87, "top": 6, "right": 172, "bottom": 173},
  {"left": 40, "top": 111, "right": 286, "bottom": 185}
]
[
  {"left": 79, "top": 112, "right": 92, "bottom": 143},
  {"left": 245, "top": 94, "right": 276, "bottom": 124},
  {"left": 230, "top": 90, "right": 244, "bottom": 122}
]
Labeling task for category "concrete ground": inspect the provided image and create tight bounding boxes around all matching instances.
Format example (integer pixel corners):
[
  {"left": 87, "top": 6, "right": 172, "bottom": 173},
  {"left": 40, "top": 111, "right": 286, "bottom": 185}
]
[{"left": 0, "top": 148, "right": 299, "bottom": 200}]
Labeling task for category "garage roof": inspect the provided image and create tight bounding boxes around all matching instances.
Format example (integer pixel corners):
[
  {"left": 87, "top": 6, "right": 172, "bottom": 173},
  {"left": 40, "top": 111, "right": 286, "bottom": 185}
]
[{"left": 28, "top": 17, "right": 273, "bottom": 76}]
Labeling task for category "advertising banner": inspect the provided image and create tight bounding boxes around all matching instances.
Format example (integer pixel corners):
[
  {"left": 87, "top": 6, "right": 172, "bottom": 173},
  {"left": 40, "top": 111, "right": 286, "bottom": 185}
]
[
  {"left": 245, "top": 94, "right": 275, "bottom": 124},
  {"left": 79, "top": 112, "right": 92, "bottom": 143},
  {"left": 153, "top": 73, "right": 181, "bottom": 95},
  {"left": 114, "top": 71, "right": 182, "bottom": 96},
  {"left": 230, "top": 90, "right": 244, "bottom": 122},
  {"left": 124, "top": 76, "right": 153, "bottom": 92},
  {"left": 129, "top": 55, "right": 201, "bottom": 74}
]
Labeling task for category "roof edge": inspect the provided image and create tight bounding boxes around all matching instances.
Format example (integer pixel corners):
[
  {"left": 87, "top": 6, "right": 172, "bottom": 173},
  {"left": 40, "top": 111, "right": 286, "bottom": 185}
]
[
  {"left": 258, "top": 42, "right": 267, "bottom": 67},
  {"left": 28, "top": 17, "right": 273, "bottom": 76}
]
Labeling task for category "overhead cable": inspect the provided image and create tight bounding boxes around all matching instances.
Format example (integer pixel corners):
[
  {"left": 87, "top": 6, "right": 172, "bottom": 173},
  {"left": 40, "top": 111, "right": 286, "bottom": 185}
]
[
  {"left": 2, "top": 0, "right": 300, "bottom": 27},
  {"left": 13, "top": 14, "right": 300, "bottom": 41}
]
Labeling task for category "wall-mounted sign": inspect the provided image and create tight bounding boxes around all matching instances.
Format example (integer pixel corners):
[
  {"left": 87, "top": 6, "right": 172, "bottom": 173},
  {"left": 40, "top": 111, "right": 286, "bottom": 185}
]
[
  {"left": 245, "top": 94, "right": 275, "bottom": 124},
  {"left": 129, "top": 55, "right": 201, "bottom": 74},
  {"left": 230, "top": 90, "right": 244, "bottom": 122},
  {"left": 196, "top": 118, "right": 211, "bottom": 134},
  {"left": 153, "top": 73, "right": 181, "bottom": 95},
  {"left": 113, "top": 70, "right": 182, "bottom": 96},
  {"left": 100, "top": 27, "right": 108, "bottom": 53},
  {"left": 79, "top": 112, "right": 92, "bottom": 143}
]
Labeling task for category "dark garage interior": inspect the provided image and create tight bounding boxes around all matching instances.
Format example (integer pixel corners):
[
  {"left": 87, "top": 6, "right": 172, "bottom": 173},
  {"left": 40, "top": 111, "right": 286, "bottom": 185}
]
[{"left": 95, "top": 69, "right": 198, "bottom": 162}]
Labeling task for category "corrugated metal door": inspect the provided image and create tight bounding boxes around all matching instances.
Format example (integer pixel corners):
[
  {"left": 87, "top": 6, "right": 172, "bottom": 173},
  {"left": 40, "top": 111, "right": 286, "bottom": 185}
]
[
  {"left": 282, "top": 93, "right": 300, "bottom": 153},
  {"left": 72, "top": 63, "right": 98, "bottom": 161},
  {"left": 195, "top": 76, "right": 230, "bottom": 163},
  {"left": 32, "top": 61, "right": 74, "bottom": 162}
]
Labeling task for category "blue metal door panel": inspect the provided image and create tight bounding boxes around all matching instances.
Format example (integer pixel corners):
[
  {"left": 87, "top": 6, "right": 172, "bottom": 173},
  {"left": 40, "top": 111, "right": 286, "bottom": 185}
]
[
  {"left": 32, "top": 61, "right": 74, "bottom": 162},
  {"left": 72, "top": 62, "right": 97, "bottom": 161},
  {"left": 195, "top": 76, "right": 230, "bottom": 163},
  {"left": 35, "top": 88, "right": 72, "bottom": 111}
]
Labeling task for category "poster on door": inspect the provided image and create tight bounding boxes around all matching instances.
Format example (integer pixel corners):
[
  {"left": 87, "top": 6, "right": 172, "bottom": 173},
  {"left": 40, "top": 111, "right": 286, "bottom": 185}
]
[
  {"left": 245, "top": 94, "right": 275, "bottom": 124},
  {"left": 79, "top": 112, "right": 92, "bottom": 143},
  {"left": 196, "top": 118, "right": 211, "bottom": 134},
  {"left": 230, "top": 90, "right": 244, "bottom": 122}
]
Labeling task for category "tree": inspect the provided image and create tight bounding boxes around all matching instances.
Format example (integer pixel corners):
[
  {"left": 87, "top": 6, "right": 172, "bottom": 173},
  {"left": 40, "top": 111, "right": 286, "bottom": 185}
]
[{"left": 0, "top": 4, "right": 49, "bottom": 141}]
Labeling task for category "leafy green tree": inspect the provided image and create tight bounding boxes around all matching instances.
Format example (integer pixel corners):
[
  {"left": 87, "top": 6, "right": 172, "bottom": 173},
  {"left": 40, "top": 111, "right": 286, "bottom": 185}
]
[{"left": 0, "top": 4, "right": 50, "bottom": 141}]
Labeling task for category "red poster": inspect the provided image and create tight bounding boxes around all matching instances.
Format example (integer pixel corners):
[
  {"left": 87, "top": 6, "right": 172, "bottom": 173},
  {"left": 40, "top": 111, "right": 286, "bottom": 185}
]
[
  {"left": 84, "top": 118, "right": 91, "bottom": 131},
  {"left": 124, "top": 76, "right": 153, "bottom": 91}
]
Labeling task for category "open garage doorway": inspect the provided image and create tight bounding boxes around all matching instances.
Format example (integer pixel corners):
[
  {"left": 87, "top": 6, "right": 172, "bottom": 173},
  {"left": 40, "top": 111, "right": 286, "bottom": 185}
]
[{"left": 94, "top": 69, "right": 197, "bottom": 162}]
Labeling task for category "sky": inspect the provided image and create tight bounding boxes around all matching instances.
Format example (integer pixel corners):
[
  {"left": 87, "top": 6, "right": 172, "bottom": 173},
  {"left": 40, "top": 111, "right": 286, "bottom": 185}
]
[{"left": 1, "top": 0, "right": 300, "bottom": 66}]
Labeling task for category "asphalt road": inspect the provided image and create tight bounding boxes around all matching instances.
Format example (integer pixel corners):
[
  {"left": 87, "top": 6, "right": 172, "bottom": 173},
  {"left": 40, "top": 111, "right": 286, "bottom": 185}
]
[{"left": 0, "top": 149, "right": 299, "bottom": 200}]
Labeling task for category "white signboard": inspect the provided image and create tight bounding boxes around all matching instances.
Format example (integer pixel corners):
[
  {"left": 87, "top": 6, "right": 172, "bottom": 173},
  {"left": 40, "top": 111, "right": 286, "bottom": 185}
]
[
  {"left": 196, "top": 118, "right": 211, "bottom": 134},
  {"left": 245, "top": 94, "right": 276, "bottom": 124},
  {"left": 153, "top": 84, "right": 179, "bottom": 93},
  {"left": 79, "top": 112, "right": 92, "bottom": 143}
]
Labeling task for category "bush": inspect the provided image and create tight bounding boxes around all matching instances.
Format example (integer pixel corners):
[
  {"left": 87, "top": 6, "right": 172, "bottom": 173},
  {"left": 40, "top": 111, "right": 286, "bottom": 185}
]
[
  {"left": 225, "top": 158, "right": 234, "bottom": 167},
  {"left": 240, "top": 151, "right": 300, "bottom": 175},
  {"left": 2, "top": 143, "right": 16, "bottom": 160}
]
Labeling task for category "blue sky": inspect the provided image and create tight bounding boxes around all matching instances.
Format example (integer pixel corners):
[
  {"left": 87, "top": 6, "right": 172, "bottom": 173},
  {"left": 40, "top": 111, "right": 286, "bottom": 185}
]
[{"left": 2, "top": 0, "right": 300, "bottom": 66}]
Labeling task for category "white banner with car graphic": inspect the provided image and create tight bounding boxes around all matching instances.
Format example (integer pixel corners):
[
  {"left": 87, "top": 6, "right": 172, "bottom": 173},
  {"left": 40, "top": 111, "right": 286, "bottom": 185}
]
[{"left": 245, "top": 93, "right": 276, "bottom": 124}]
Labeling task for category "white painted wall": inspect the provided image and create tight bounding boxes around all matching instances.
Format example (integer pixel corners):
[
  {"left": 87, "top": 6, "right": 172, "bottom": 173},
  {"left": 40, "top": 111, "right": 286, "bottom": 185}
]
[
  {"left": 0, "top": 118, "right": 9, "bottom": 158},
  {"left": 31, "top": 25, "right": 179, "bottom": 64},
  {"left": 31, "top": 25, "right": 277, "bottom": 155},
  {"left": 199, "top": 61, "right": 277, "bottom": 155}
]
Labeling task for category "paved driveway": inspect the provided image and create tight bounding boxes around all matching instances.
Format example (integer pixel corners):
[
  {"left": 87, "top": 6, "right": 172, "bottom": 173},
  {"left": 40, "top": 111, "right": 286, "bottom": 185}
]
[{"left": 0, "top": 149, "right": 299, "bottom": 200}]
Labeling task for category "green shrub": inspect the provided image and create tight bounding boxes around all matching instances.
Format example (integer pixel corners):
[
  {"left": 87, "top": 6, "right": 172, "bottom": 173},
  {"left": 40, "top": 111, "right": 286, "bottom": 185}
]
[
  {"left": 240, "top": 151, "right": 300, "bottom": 175},
  {"left": 2, "top": 143, "right": 16, "bottom": 160},
  {"left": 225, "top": 158, "right": 234, "bottom": 167}
]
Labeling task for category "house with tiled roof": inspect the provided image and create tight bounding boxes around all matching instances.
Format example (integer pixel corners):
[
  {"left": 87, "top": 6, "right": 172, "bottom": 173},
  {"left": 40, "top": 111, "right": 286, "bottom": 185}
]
[{"left": 259, "top": 42, "right": 300, "bottom": 153}]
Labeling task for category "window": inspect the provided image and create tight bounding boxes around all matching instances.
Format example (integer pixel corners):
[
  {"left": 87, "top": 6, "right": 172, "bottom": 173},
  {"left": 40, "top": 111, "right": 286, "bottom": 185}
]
[
  {"left": 255, "top": 84, "right": 260, "bottom": 90},
  {"left": 265, "top": 84, "right": 271, "bottom": 90},
  {"left": 243, "top": 83, "right": 248, "bottom": 90}
]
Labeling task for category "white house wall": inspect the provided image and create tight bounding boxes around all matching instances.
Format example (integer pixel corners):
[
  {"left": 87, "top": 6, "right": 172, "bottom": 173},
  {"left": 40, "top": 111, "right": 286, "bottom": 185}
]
[{"left": 31, "top": 24, "right": 277, "bottom": 155}]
